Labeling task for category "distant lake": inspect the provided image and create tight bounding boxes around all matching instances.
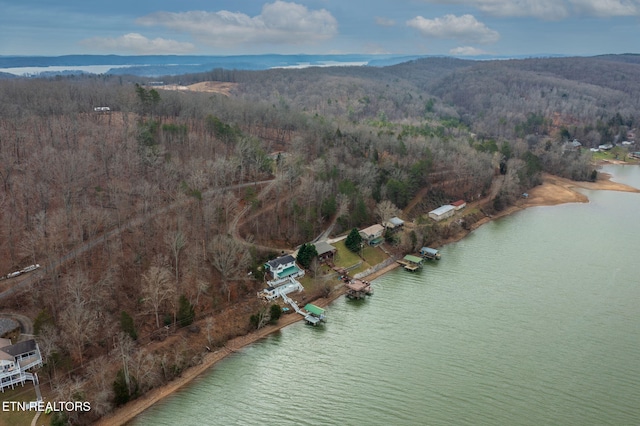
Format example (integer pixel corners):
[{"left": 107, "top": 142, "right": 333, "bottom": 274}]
[
  {"left": 0, "top": 65, "right": 134, "bottom": 76},
  {"left": 134, "top": 164, "right": 640, "bottom": 426}
]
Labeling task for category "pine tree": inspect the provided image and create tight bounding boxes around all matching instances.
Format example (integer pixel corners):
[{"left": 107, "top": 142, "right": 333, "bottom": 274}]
[
  {"left": 296, "top": 243, "right": 318, "bottom": 269},
  {"left": 345, "top": 228, "right": 363, "bottom": 253}
]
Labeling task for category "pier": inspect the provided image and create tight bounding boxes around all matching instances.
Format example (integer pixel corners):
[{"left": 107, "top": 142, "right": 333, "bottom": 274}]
[
  {"left": 345, "top": 279, "right": 373, "bottom": 300},
  {"left": 397, "top": 255, "right": 424, "bottom": 272}
]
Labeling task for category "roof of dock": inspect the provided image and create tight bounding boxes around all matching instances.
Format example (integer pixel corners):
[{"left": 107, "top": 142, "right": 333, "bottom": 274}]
[
  {"left": 403, "top": 255, "right": 423, "bottom": 264},
  {"left": 304, "top": 304, "right": 325, "bottom": 316}
]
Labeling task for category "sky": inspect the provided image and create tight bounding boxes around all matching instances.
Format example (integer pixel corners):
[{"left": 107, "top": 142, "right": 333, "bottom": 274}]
[{"left": 1, "top": 0, "right": 639, "bottom": 57}]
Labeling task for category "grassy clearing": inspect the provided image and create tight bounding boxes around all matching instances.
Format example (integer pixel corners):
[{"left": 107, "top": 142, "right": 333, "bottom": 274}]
[
  {"left": 0, "top": 386, "right": 47, "bottom": 426},
  {"left": 362, "top": 245, "right": 386, "bottom": 266},
  {"left": 332, "top": 239, "right": 363, "bottom": 269}
]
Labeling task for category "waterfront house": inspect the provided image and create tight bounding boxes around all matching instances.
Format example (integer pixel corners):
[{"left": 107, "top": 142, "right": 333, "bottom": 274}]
[
  {"left": 264, "top": 254, "right": 305, "bottom": 286},
  {"left": 359, "top": 224, "right": 385, "bottom": 246},
  {"left": 0, "top": 338, "right": 43, "bottom": 393}
]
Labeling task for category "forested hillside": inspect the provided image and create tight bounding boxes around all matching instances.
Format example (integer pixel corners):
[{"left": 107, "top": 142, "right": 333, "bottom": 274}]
[{"left": 0, "top": 54, "right": 637, "bottom": 424}]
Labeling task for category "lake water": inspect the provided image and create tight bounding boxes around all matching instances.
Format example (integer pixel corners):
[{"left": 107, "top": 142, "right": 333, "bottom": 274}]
[{"left": 133, "top": 164, "right": 640, "bottom": 426}]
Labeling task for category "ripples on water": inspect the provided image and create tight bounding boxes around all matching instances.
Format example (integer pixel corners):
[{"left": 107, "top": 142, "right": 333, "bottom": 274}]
[{"left": 135, "top": 166, "right": 640, "bottom": 426}]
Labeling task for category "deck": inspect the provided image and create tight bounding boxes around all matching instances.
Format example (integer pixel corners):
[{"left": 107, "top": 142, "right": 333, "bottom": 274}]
[
  {"left": 345, "top": 279, "right": 373, "bottom": 299},
  {"left": 397, "top": 255, "right": 423, "bottom": 271}
]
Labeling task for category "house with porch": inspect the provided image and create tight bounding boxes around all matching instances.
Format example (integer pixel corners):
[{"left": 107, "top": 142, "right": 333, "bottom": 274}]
[
  {"left": 359, "top": 224, "right": 385, "bottom": 246},
  {"left": 1, "top": 338, "right": 43, "bottom": 393},
  {"left": 264, "top": 254, "right": 305, "bottom": 287}
]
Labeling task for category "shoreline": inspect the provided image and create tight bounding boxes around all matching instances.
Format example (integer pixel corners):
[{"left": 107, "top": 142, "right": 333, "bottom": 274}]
[{"left": 97, "top": 171, "right": 639, "bottom": 426}]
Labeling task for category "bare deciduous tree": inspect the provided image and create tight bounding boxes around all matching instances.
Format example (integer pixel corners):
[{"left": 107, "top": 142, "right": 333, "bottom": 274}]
[
  {"left": 207, "top": 234, "right": 251, "bottom": 302},
  {"left": 165, "top": 228, "right": 187, "bottom": 286},
  {"left": 141, "top": 265, "right": 175, "bottom": 328},
  {"left": 375, "top": 200, "right": 401, "bottom": 225}
]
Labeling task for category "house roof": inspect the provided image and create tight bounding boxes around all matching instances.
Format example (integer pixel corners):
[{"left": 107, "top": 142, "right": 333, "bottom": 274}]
[
  {"left": 389, "top": 217, "right": 404, "bottom": 226},
  {"left": 277, "top": 265, "right": 302, "bottom": 278},
  {"left": 451, "top": 200, "right": 466, "bottom": 207},
  {"left": 360, "top": 224, "right": 384, "bottom": 236},
  {"left": 429, "top": 205, "right": 455, "bottom": 216},
  {"left": 266, "top": 254, "right": 296, "bottom": 269},
  {"left": 313, "top": 241, "right": 336, "bottom": 256},
  {"left": 1, "top": 339, "right": 37, "bottom": 357},
  {"left": 0, "top": 338, "right": 12, "bottom": 349}
]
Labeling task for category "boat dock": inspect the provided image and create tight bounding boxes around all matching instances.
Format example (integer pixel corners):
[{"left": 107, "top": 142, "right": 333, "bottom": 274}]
[
  {"left": 303, "top": 303, "right": 326, "bottom": 326},
  {"left": 345, "top": 279, "right": 373, "bottom": 299},
  {"left": 420, "top": 247, "right": 441, "bottom": 260},
  {"left": 397, "top": 255, "right": 424, "bottom": 272}
]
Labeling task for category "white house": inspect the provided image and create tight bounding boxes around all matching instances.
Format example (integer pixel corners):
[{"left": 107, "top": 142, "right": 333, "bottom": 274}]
[
  {"left": 0, "top": 338, "right": 43, "bottom": 393},
  {"left": 264, "top": 254, "right": 304, "bottom": 286},
  {"left": 429, "top": 205, "right": 455, "bottom": 221}
]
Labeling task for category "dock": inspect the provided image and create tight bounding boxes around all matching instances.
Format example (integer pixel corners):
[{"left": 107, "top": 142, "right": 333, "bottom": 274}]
[
  {"left": 303, "top": 303, "right": 326, "bottom": 326},
  {"left": 345, "top": 279, "right": 373, "bottom": 300},
  {"left": 397, "top": 255, "right": 424, "bottom": 272},
  {"left": 420, "top": 247, "right": 441, "bottom": 260}
]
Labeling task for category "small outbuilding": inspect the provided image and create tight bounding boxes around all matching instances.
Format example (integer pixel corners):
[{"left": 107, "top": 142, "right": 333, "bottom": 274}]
[
  {"left": 383, "top": 216, "right": 405, "bottom": 230},
  {"left": 313, "top": 241, "right": 337, "bottom": 262},
  {"left": 450, "top": 200, "right": 467, "bottom": 211}
]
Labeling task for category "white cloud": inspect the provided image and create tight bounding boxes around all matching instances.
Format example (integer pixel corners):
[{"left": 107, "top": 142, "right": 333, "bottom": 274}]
[
  {"left": 449, "top": 46, "right": 492, "bottom": 56},
  {"left": 569, "top": 0, "right": 640, "bottom": 17},
  {"left": 136, "top": 1, "right": 338, "bottom": 47},
  {"left": 80, "top": 33, "right": 195, "bottom": 54},
  {"left": 407, "top": 14, "right": 499, "bottom": 44},
  {"left": 420, "top": 0, "right": 640, "bottom": 19}
]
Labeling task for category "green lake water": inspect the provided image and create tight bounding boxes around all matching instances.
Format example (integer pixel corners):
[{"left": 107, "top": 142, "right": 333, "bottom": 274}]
[{"left": 132, "top": 164, "right": 640, "bottom": 426}]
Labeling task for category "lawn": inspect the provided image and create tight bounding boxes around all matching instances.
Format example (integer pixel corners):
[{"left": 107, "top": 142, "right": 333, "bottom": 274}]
[
  {"left": 332, "top": 239, "right": 362, "bottom": 269},
  {"left": 332, "top": 239, "right": 388, "bottom": 276},
  {"left": 295, "top": 238, "right": 390, "bottom": 289},
  {"left": 0, "top": 386, "right": 49, "bottom": 426}
]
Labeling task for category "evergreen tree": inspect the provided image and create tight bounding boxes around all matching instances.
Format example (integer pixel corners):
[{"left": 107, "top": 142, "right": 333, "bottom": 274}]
[
  {"left": 345, "top": 228, "right": 363, "bottom": 253},
  {"left": 177, "top": 295, "right": 195, "bottom": 327},
  {"left": 296, "top": 243, "right": 318, "bottom": 269},
  {"left": 120, "top": 311, "right": 137, "bottom": 340}
]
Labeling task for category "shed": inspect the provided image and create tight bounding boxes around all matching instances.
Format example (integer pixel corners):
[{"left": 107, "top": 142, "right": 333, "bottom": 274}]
[
  {"left": 313, "top": 241, "right": 337, "bottom": 261},
  {"left": 383, "top": 216, "right": 405, "bottom": 230},
  {"left": 450, "top": 200, "right": 467, "bottom": 210},
  {"left": 428, "top": 205, "right": 455, "bottom": 221}
]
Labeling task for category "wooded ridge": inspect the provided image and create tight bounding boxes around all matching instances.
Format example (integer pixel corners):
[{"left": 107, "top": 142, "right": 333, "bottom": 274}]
[{"left": 0, "top": 54, "right": 637, "bottom": 424}]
